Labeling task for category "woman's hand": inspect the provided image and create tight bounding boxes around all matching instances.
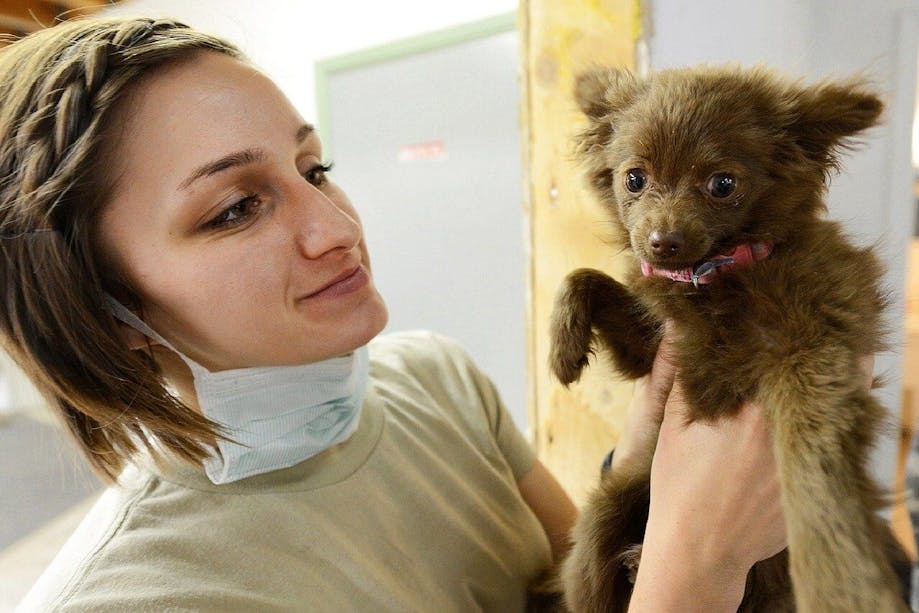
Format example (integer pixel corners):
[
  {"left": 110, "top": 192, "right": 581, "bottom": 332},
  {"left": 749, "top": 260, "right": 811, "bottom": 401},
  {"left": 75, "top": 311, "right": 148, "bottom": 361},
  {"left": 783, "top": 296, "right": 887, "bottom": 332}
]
[
  {"left": 616, "top": 329, "right": 875, "bottom": 612},
  {"left": 630, "top": 381, "right": 785, "bottom": 612},
  {"left": 610, "top": 330, "right": 678, "bottom": 474},
  {"left": 624, "top": 328, "right": 787, "bottom": 612}
]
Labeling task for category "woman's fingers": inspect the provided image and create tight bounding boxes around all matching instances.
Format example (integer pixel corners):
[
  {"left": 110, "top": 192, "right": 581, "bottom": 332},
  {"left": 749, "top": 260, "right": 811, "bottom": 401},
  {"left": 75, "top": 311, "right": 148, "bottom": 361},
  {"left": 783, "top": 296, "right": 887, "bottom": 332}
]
[
  {"left": 611, "top": 326, "right": 678, "bottom": 472},
  {"left": 646, "top": 326, "right": 678, "bottom": 413}
]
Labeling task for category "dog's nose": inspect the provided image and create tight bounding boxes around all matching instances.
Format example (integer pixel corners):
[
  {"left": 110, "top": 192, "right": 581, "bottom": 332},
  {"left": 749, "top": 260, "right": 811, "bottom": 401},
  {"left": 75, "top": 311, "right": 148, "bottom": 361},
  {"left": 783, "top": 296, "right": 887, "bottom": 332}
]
[{"left": 649, "top": 231, "right": 684, "bottom": 257}]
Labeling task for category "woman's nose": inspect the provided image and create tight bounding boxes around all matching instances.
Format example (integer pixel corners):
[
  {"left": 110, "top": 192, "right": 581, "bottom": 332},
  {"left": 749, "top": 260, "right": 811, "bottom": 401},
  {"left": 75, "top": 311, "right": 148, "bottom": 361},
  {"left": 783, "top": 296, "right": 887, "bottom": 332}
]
[{"left": 289, "top": 185, "right": 361, "bottom": 260}]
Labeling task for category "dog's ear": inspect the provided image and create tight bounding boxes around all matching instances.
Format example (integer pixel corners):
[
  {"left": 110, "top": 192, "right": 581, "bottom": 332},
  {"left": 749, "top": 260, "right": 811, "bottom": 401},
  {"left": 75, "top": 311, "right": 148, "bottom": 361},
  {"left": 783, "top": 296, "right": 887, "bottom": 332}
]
[
  {"left": 573, "top": 68, "right": 644, "bottom": 186},
  {"left": 572, "top": 68, "right": 645, "bottom": 211},
  {"left": 574, "top": 67, "right": 643, "bottom": 122},
  {"left": 784, "top": 80, "right": 884, "bottom": 172}
]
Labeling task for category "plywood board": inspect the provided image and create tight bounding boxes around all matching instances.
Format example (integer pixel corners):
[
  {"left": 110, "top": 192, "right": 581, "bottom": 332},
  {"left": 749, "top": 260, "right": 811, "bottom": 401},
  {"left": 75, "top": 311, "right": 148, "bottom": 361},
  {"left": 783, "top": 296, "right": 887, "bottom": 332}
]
[{"left": 520, "top": 0, "right": 641, "bottom": 503}]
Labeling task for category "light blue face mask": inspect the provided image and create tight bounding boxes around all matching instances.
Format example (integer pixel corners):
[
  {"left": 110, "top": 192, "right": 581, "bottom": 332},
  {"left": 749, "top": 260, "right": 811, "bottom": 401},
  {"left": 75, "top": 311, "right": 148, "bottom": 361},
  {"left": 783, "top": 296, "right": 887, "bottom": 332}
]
[{"left": 104, "top": 295, "right": 369, "bottom": 485}]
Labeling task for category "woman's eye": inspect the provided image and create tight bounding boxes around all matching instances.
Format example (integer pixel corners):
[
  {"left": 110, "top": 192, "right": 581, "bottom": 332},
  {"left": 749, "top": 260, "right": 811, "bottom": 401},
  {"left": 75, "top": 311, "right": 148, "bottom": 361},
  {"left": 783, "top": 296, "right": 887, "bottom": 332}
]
[
  {"left": 208, "top": 195, "right": 261, "bottom": 229},
  {"left": 705, "top": 172, "right": 737, "bottom": 200},
  {"left": 303, "top": 162, "right": 334, "bottom": 187},
  {"left": 625, "top": 168, "right": 647, "bottom": 193}
]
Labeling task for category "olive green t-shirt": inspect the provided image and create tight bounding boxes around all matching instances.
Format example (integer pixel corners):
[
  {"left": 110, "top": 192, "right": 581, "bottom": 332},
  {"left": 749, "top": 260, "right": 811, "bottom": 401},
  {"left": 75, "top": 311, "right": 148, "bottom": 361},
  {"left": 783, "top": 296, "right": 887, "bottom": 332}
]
[{"left": 19, "top": 331, "right": 552, "bottom": 612}]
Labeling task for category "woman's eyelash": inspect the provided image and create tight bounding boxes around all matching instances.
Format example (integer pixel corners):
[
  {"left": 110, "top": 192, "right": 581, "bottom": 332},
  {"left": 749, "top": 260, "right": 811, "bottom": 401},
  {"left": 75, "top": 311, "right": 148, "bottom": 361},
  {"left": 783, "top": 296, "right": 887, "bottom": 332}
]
[
  {"left": 304, "top": 161, "right": 334, "bottom": 186},
  {"left": 205, "top": 162, "right": 334, "bottom": 231},
  {"left": 207, "top": 195, "right": 262, "bottom": 230}
]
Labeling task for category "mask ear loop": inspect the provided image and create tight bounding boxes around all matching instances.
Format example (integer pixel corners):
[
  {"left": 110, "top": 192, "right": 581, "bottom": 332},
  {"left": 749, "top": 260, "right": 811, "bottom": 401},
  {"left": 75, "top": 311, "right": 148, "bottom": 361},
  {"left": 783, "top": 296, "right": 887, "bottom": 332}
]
[
  {"left": 103, "top": 293, "right": 207, "bottom": 376},
  {"left": 104, "top": 293, "right": 172, "bottom": 348},
  {"left": 103, "top": 293, "right": 238, "bottom": 467}
]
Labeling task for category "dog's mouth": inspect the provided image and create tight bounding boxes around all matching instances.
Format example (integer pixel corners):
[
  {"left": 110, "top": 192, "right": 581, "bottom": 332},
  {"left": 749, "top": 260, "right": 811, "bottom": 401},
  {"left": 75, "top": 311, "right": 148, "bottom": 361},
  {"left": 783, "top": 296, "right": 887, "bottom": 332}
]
[
  {"left": 640, "top": 256, "right": 703, "bottom": 272},
  {"left": 631, "top": 230, "right": 724, "bottom": 272},
  {"left": 636, "top": 238, "right": 739, "bottom": 275},
  {"left": 639, "top": 240, "right": 774, "bottom": 285},
  {"left": 636, "top": 246, "right": 719, "bottom": 273}
]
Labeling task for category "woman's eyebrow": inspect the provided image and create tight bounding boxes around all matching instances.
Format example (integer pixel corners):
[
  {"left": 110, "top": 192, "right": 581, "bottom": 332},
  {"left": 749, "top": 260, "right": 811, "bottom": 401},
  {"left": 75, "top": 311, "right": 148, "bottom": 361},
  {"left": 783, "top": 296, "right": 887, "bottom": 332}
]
[
  {"left": 177, "top": 124, "right": 314, "bottom": 192},
  {"left": 178, "top": 148, "right": 265, "bottom": 191},
  {"left": 296, "top": 123, "right": 314, "bottom": 144}
]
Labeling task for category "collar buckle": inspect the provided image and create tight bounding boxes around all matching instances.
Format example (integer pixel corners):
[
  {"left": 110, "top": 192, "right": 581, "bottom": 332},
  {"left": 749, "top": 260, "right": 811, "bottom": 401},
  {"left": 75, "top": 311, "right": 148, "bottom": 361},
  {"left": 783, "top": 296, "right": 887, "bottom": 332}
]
[{"left": 691, "top": 256, "right": 735, "bottom": 288}]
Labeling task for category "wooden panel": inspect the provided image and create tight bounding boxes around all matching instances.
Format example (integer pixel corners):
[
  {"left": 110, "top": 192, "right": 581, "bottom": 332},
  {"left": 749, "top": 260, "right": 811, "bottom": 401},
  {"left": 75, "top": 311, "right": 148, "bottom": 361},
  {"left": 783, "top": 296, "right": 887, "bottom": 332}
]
[
  {"left": 893, "top": 387, "right": 917, "bottom": 561},
  {"left": 53, "top": 0, "right": 112, "bottom": 9},
  {"left": 520, "top": 0, "right": 641, "bottom": 503},
  {"left": 907, "top": 238, "right": 919, "bottom": 335},
  {"left": 0, "top": 0, "right": 58, "bottom": 33},
  {"left": 893, "top": 238, "right": 919, "bottom": 559},
  {"left": 0, "top": 1, "right": 117, "bottom": 36}
]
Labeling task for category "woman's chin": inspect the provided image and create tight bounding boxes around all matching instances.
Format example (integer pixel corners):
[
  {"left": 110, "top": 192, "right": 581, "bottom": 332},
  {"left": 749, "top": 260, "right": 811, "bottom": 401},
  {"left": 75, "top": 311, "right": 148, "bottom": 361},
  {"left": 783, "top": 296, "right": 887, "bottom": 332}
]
[{"left": 326, "top": 296, "right": 389, "bottom": 359}]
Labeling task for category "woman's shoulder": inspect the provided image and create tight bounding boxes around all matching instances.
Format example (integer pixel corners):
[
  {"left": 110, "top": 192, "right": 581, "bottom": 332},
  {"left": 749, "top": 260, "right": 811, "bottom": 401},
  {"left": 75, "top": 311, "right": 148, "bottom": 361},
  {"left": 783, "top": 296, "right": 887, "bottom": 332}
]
[
  {"left": 368, "top": 330, "right": 535, "bottom": 484},
  {"left": 369, "top": 329, "right": 467, "bottom": 361},
  {"left": 16, "top": 467, "right": 156, "bottom": 612},
  {"left": 367, "top": 330, "right": 506, "bottom": 439},
  {"left": 18, "top": 464, "right": 268, "bottom": 612},
  {"left": 368, "top": 330, "right": 476, "bottom": 384}
]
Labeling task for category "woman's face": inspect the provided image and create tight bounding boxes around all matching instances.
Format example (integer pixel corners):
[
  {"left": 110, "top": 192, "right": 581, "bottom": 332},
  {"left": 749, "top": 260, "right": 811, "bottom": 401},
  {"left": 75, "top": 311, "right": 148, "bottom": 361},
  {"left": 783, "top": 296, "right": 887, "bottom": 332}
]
[{"left": 98, "top": 52, "right": 388, "bottom": 371}]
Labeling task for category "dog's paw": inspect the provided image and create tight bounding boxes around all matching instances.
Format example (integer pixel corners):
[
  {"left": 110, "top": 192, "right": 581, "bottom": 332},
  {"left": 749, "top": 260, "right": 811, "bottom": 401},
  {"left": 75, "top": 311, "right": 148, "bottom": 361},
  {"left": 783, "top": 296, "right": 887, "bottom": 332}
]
[
  {"left": 618, "top": 544, "right": 643, "bottom": 585},
  {"left": 550, "top": 341, "right": 593, "bottom": 386},
  {"left": 549, "top": 271, "right": 599, "bottom": 385}
]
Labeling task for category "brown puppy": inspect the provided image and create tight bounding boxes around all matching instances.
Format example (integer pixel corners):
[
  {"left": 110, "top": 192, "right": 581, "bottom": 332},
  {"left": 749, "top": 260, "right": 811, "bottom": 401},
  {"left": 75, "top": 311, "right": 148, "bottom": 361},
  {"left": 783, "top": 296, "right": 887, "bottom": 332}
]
[{"left": 550, "top": 65, "right": 907, "bottom": 612}]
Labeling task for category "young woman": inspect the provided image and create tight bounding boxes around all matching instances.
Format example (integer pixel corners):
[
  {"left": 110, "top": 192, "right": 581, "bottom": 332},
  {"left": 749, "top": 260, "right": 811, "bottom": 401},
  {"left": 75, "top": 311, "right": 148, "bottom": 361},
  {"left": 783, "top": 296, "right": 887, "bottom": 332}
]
[{"left": 4, "top": 17, "right": 785, "bottom": 612}]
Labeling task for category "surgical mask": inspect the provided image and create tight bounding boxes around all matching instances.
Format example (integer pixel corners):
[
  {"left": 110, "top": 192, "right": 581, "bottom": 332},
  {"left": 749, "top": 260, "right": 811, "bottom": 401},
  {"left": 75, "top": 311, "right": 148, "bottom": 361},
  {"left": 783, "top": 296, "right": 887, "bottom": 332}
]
[{"left": 104, "top": 295, "right": 369, "bottom": 485}]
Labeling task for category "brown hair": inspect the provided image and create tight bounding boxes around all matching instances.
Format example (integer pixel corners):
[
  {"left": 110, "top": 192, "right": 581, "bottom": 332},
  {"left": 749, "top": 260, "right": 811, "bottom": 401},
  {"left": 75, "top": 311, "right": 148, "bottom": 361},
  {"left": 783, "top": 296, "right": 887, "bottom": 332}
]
[{"left": 0, "top": 17, "right": 242, "bottom": 481}]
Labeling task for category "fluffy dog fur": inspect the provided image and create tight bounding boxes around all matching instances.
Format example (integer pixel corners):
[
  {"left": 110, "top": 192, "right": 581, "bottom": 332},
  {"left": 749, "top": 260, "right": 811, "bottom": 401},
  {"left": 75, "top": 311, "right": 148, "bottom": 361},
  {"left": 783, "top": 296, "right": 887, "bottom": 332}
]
[{"left": 549, "top": 65, "right": 908, "bottom": 612}]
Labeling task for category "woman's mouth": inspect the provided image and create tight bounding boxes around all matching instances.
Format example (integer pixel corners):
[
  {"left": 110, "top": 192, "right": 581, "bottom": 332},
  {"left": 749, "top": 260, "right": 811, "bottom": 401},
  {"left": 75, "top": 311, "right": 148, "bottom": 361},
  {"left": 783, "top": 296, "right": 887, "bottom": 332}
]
[{"left": 300, "top": 265, "right": 369, "bottom": 301}]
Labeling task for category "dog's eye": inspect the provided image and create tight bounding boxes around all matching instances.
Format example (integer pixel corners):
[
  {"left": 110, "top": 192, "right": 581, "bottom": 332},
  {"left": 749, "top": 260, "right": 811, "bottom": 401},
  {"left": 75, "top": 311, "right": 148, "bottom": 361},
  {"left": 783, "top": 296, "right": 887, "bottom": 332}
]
[
  {"left": 705, "top": 173, "right": 737, "bottom": 200},
  {"left": 625, "top": 169, "right": 647, "bottom": 193}
]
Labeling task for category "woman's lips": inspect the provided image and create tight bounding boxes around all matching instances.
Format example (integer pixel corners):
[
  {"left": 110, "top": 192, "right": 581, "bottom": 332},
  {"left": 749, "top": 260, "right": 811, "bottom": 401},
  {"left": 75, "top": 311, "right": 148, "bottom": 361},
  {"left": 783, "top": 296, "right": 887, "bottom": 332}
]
[{"left": 300, "top": 265, "right": 369, "bottom": 301}]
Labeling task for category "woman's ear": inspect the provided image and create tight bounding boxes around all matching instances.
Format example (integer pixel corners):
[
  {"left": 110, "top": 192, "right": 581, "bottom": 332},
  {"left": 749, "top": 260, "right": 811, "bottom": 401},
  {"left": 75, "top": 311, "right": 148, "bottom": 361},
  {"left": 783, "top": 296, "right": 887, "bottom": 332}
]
[
  {"left": 102, "top": 292, "right": 160, "bottom": 351},
  {"left": 114, "top": 319, "right": 157, "bottom": 351}
]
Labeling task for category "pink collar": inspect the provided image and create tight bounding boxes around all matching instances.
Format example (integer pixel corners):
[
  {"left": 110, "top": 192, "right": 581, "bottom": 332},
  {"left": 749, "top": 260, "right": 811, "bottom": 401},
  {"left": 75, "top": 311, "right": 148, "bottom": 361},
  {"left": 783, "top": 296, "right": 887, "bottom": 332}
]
[{"left": 640, "top": 242, "right": 773, "bottom": 288}]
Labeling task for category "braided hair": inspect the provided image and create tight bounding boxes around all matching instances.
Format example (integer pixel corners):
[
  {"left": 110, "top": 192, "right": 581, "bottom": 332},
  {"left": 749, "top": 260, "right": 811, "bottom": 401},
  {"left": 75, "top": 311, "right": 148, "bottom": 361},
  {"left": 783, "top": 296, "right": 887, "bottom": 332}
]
[{"left": 0, "top": 17, "right": 242, "bottom": 481}]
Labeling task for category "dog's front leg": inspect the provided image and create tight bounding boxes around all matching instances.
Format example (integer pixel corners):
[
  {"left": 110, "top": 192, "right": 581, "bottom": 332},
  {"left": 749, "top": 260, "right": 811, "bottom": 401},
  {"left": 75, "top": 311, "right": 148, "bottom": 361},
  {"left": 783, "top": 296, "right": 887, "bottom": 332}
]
[
  {"left": 760, "top": 365, "right": 907, "bottom": 613},
  {"left": 549, "top": 268, "right": 660, "bottom": 385}
]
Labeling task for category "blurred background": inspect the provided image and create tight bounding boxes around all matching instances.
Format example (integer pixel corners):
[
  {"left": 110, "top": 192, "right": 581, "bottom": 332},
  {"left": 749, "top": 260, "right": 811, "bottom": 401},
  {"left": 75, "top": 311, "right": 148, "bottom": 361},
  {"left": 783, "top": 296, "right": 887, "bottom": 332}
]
[{"left": 0, "top": 0, "right": 916, "bottom": 609}]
